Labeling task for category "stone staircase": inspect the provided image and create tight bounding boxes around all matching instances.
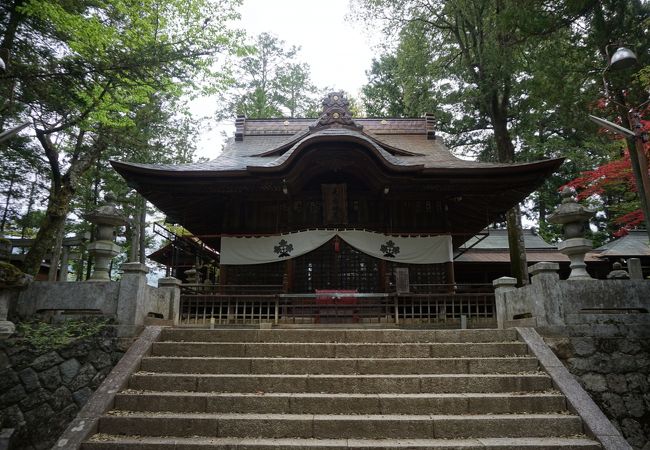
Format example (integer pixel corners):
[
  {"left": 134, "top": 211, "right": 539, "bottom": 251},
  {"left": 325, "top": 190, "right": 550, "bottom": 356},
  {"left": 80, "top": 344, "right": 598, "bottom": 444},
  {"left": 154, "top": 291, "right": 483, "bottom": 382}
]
[{"left": 82, "top": 328, "right": 601, "bottom": 449}]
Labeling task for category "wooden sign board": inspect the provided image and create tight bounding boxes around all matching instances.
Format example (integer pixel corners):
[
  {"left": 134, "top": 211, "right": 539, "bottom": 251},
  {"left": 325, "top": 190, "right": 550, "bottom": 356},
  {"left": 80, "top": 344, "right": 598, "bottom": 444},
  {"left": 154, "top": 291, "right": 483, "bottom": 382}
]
[{"left": 395, "top": 267, "right": 410, "bottom": 293}]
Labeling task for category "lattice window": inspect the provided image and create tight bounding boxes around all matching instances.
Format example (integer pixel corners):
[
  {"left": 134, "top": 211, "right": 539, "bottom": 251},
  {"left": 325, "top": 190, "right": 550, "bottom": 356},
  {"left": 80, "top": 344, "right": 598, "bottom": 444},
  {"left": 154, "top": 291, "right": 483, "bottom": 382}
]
[
  {"left": 293, "top": 238, "right": 380, "bottom": 293},
  {"left": 224, "top": 262, "right": 284, "bottom": 286},
  {"left": 386, "top": 262, "right": 448, "bottom": 292}
]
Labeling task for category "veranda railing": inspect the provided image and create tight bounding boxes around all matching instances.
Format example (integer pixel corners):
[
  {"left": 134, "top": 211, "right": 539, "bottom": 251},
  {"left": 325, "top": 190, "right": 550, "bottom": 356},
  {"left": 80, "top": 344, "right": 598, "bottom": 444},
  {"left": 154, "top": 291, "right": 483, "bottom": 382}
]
[{"left": 179, "top": 284, "right": 496, "bottom": 327}]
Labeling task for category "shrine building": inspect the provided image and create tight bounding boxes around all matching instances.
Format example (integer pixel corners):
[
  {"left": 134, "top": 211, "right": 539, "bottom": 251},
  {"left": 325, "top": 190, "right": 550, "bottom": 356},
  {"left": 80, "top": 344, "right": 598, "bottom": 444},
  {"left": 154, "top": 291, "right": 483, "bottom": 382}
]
[{"left": 112, "top": 92, "right": 562, "bottom": 325}]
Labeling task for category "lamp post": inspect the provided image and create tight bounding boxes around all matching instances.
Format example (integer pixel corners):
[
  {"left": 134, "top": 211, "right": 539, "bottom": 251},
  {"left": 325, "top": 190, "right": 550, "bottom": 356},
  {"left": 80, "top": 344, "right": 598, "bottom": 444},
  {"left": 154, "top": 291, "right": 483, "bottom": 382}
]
[{"left": 590, "top": 46, "right": 650, "bottom": 242}]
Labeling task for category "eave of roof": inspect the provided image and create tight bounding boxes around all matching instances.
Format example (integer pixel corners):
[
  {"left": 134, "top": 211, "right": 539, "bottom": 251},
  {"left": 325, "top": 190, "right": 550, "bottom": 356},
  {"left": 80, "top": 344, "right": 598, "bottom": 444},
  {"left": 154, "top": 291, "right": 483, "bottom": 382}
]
[
  {"left": 454, "top": 249, "right": 603, "bottom": 263},
  {"left": 593, "top": 231, "right": 650, "bottom": 257},
  {"left": 244, "top": 129, "right": 425, "bottom": 174}
]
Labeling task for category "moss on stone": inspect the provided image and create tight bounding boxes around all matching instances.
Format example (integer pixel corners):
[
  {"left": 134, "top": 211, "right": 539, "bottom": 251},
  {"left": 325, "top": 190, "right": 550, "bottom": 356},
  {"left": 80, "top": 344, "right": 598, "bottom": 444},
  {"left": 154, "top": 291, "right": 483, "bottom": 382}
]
[{"left": 0, "top": 261, "right": 31, "bottom": 288}]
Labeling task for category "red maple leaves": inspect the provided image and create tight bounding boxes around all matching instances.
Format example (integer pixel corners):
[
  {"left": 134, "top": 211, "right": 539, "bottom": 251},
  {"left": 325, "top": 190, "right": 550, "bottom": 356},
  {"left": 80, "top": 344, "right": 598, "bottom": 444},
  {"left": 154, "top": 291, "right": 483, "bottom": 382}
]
[{"left": 563, "top": 105, "right": 650, "bottom": 236}]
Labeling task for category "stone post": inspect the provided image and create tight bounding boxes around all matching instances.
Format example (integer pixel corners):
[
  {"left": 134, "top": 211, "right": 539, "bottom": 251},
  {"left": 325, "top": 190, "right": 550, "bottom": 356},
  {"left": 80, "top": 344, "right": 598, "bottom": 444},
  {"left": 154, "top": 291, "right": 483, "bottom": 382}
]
[
  {"left": 115, "top": 262, "right": 149, "bottom": 336},
  {"left": 0, "top": 428, "right": 14, "bottom": 449},
  {"left": 628, "top": 258, "right": 644, "bottom": 280},
  {"left": 84, "top": 193, "right": 127, "bottom": 281},
  {"left": 493, "top": 276, "right": 517, "bottom": 329},
  {"left": 0, "top": 238, "right": 11, "bottom": 261},
  {"left": 528, "top": 262, "right": 564, "bottom": 327},
  {"left": 548, "top": 187, "right": 595, "bottom": 280},
  {"left": 0, "top": 238, "right": 32, "bottom": 339},
  {"left": 529, "top": 261, "right": 561, "bottom": 283},
  {"left": 158, "top": 277, "right": 182, "bottom": 326}
]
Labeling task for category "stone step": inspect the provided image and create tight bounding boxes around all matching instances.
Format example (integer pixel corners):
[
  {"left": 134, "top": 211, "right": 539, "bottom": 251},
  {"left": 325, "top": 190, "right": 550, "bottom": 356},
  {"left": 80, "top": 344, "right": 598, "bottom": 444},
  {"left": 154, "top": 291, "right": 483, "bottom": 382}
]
[
  {"left": 159, "top": 328, "right": 520, "bottom": 343},
  {"left": 150, "top": 342, "right": 529, "bottom": 358},
  {"left": 128, "top": 373, "right": 552, "bottom": 394},
  {"left": 139, "top": 356, "right": 540, "bottom": 374},
  {"left": 83, "top": 435, "right": 602, "bottom": 449},
  {"left": 115, "top": 391, "right": 567, "bottom": 415},
  {"left": 96, "top": 412, "right": 584, "bottom": 440}
]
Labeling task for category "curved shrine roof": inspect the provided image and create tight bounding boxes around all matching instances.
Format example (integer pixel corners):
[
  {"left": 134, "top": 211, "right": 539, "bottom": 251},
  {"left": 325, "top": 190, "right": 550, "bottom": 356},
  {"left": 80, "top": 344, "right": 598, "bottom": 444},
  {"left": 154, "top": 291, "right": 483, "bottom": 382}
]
[
  {"left": 111, "top": 116, "right": 559, "bottom": 176},
  {"left": 110, "top": 92, "right": 564, "bottom": 245}
]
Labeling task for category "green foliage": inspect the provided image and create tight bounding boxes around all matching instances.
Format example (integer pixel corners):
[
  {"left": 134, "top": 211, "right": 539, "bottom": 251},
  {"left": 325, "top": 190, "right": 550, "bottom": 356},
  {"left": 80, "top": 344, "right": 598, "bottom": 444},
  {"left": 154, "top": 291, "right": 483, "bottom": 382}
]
[
  {"left": 0, "top": 0, "right": 243, "bottom": 275},
  {"left": 219, "top": 32, "right": 321, "bottom": 119},
  {"left": 15, "top": 318, "right": 110, "bottom": 351},
  {"left": 353, "top": 0, "right": 650, "bottom": 242},
  {"left": 361, "top": 55, "right": 407, "bottom": 117}
]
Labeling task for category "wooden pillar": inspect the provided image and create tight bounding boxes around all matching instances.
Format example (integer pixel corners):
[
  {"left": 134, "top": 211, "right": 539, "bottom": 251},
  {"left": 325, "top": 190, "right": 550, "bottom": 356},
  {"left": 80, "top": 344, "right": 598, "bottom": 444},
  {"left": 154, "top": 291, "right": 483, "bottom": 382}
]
[
  {"left": 285, "top": 259, "right": 294, "bottom": 293},
  {"left": 219, "top": 265, "right": 228, "bottom": 293},
  {"left": 446, "top": 261, "right": 455, "bottom": 292},
  {"left": 379, "top": 259, "right": 387, "bottom": 292}
]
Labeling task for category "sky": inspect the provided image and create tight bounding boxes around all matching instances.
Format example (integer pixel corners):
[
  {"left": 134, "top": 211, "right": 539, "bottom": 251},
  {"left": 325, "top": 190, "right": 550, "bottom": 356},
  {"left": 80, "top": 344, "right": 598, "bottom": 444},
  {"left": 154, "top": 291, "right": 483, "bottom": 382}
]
[
  {"left": 236, "top": 0, "right": 375, "bottom": 94},
  {"left": 193, "top": 0, "right": 377, "bottom": 159}
]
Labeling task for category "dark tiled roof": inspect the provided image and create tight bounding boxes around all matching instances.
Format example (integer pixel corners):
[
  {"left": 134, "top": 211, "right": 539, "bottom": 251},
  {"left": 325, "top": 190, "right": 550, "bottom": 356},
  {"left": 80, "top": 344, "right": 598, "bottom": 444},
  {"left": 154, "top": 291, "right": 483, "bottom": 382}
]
[
  {"left": 456, "top": 250, "right": 569, "bottom": 263},
  {"left": 455, "top": 229, "right": 608, "bottom": 263},
  {"left": 113, "top": 117, "right": 532, "bottom": 174},
  {"left": 455, "top": 250, "right": 602, "bottom": 263},
  {"left": 240, "top": 118, "right": 428, "bottom": 136},
  {"left": 459, "top": 229, "right": 556, "bottom": 250},
  {"left": 594, "top": 230, "right": 650, "bottom": 257}
]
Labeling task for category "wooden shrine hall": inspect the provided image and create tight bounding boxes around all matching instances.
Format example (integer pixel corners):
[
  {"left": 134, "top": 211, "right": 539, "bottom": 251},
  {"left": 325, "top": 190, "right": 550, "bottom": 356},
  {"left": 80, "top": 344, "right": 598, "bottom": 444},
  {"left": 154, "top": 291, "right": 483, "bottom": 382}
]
[{"left": 112, "top": 92, "right": 562, "bottom": 326}]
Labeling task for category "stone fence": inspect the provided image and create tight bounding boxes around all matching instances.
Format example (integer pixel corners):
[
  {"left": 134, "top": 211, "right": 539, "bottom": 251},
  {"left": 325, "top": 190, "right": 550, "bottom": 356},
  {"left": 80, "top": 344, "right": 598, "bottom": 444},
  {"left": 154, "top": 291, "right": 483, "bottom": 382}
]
[
  {"left": 494, "top": 262, "right": 650, "bottom": 449},
  {"left": 7, "top": 263, "right": 181, "bottom": 337},
  {"left": 493, "top": 262, "right": 650, "bottom": 330}
]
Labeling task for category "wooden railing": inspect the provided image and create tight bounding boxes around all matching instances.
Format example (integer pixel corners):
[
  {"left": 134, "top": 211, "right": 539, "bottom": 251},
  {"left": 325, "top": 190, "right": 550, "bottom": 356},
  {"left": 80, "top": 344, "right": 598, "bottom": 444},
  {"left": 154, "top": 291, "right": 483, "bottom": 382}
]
[{"left": 179, "top": 285, "right": 496, "bottom": 328}]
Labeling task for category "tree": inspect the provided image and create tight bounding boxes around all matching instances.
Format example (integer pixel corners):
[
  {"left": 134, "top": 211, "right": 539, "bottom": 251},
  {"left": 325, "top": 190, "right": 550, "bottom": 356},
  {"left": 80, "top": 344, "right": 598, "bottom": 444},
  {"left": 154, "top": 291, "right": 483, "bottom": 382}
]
[
  {"left": 276, "top": 62, "right": 320, "bottom": 118},
  {"left": 361, "top": 55, "right": 407, "bottom": 117},
  {"left": 353, "top": 0, "right": 594, "bottom": 284},
  {"left": 556, "top": 1, "right": 650, "bottom": 241},
  {"left": 220, "top": 32, "right": 321, "bottom": 119},
  {"left": 0, "top": 0, "right": 242, "bottom": 276}
]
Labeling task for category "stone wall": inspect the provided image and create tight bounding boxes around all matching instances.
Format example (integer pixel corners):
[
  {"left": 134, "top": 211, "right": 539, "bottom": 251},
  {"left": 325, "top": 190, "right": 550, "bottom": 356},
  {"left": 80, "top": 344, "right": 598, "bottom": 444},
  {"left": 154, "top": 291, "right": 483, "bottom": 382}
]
[
  {"left": 546, "top": 321, "right": 650, "bottom": 450},
  {"left": 494, "top": 264, "right": 650, "bottom": 449},
  {"left": 11, "top": 266, "right": 181, "bottom": 337},
  {"left": 0, "top": 326, "right": 124, "bottom": 449}
]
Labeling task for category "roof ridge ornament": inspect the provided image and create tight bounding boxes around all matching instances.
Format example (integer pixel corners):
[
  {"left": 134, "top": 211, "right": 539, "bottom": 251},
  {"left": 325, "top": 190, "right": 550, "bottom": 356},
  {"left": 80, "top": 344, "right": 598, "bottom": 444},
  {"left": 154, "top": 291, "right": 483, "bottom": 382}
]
[{"left": 310, "top": 92, "right": 363, "bottom": 131}]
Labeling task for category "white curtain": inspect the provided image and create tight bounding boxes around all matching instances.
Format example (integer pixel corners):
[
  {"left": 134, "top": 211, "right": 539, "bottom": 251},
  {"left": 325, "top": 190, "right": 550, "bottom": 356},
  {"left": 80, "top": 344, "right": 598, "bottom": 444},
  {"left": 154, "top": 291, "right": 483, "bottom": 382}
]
[
  {"left": 338, "top": 230, "right": 452, "bottom": 264},
  {"left": 221, "top": 230, "right": 452, "bottom": 265}
]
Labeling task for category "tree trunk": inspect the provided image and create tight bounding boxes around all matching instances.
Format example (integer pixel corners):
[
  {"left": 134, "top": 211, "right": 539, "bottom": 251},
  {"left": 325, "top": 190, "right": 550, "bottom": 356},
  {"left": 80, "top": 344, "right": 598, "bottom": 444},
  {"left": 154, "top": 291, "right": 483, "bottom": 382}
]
[
  {"left": 25, "top": 127, "right": 106, "bottom": 277},
  {"left": 0, "top": 0, "right": 24, "bottom": 52},
  {"left": 139, "top": 197, "right": 147, "bottom": 263},
  {"left": 128, "top": 221, "right": 138, "bottom": 262},
  {"left": 77, "top": 248, "right": 85, "bottom": 281},
  {"left": 85, "top": 252, "right": 93, "bottom": 280},
  {"left": 20, "top": 174, "right": 37, "bottom": 238},
  {"left": 0, "top": 168, "right": 16, "bottom": 232},
  {"left": 22, "top": 184, "right": 72, "bottom": 276},
  {"left": 0, "top": 0, "right": 25, "bottom": 124},
  {"left": 506, "top": 206, "right": 528, "bottom": 286},
  {"left": 490, "top": 97, "right": 528, "bottom": 286},
  {"left": 48, "top": 221, "right": 65, "bottom": 281},
  {"left": 538, "top": 198, "right": 547, "bottom": 231}
]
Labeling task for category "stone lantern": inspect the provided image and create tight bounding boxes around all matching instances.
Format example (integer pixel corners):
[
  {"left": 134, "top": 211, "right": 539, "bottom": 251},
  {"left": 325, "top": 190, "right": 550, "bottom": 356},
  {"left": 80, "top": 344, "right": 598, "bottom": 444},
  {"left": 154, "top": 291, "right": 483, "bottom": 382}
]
[
  {"left": 84, "top": 192, "right": 127, "bottom": 281},
  {"left": 0, "top": 237, "right": 11, "bottom": 262},
  {"left": 548, "top": 187, "right": 595, "bottom": 280},
  {"left": 0, "top": 236, "right": 32, "bottom": 338}
]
